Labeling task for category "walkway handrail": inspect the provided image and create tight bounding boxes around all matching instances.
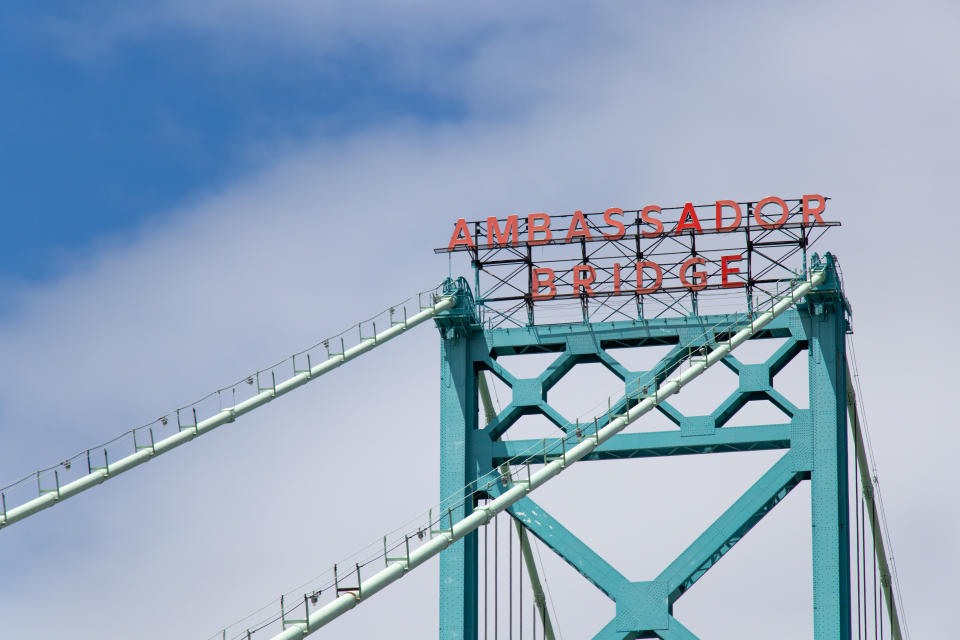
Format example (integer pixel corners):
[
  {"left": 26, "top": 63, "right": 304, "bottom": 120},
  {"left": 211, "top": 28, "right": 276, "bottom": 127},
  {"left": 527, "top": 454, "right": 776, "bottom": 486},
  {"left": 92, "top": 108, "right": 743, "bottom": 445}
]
[
  {"left": 0, "top": 286, "right": 454, "bottom": 532},
  {"left": 263, "top": 268, "right": 827, "bottom": 640}
]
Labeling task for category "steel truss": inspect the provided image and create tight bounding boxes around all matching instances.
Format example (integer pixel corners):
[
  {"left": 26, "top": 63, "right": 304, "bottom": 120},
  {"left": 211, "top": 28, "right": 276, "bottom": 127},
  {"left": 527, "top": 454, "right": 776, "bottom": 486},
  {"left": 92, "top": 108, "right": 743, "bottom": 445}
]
[
  {"left": 437, "top": 253, "right": 853, "bottom": 639},
  {"left": 436, "top": 199, "right": 839, "bottom": 328}
]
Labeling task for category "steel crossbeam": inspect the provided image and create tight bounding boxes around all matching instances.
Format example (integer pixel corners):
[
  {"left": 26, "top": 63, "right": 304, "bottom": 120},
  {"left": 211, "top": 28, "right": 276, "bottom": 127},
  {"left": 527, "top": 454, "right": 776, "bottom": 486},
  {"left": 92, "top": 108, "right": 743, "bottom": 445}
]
[
  {"left": 430, "top": 253, "right": 851, "bottom": 639},
  {"left": 488, "top": 423, "right": 793, "bottom": 463},
  {"left": 260, "top": 265, "right": 827, "bottom": 640}
]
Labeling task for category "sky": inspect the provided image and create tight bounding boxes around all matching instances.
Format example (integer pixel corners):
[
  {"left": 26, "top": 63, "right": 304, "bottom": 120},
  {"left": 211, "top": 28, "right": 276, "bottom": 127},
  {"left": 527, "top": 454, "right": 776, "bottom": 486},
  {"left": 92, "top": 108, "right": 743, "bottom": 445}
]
[{"left": 0, "top": 1, "right": 957, "bottom": 638}]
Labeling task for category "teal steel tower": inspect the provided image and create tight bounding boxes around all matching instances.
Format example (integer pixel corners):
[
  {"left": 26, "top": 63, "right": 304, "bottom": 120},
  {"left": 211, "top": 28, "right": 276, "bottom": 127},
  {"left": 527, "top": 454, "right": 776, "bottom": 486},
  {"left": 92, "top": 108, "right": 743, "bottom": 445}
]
[
  {"left": 436, "top": 254, "right": 851, "bottom": 639},
  {"left": 0, "top": 193, "right": 905, "bottom": 638}
]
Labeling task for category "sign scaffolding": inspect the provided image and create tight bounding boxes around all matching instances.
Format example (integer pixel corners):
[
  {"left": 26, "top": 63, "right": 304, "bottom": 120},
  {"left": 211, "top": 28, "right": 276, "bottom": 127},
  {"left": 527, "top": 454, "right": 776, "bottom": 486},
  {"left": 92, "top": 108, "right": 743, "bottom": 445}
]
[{"left": 436, "top": 195, "right": 839, "bottom": 327}]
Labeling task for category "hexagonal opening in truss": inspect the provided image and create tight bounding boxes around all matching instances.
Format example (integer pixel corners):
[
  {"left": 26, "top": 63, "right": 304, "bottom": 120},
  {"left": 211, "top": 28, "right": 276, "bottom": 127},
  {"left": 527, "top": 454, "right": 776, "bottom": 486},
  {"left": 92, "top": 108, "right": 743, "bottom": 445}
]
[
  {"left": 499, "top": 413, "right": 566, "bottom": 441},
  {"left": 722, "top": 399, "right": 791, "bottom": 428},
  {"left": 772, "top": 348, "right": 809, "bottom": 410},
  {"left": 729, "top": 336, "right": 789, "bottom": 365},
  {"left": 617, "top": 406, "right": 680, "bottom": 434},
  {"left": 602, "top": 342, "right": 679, "bottom": 374},
  {"left": 495, "top": 351, "right": 563, "bottom": 381},
  {"left": 546, "top": 361, "right": 625, "bottom": 425},
  {"left": 665, "top": 360, "right": 740, "bottom": 418}
]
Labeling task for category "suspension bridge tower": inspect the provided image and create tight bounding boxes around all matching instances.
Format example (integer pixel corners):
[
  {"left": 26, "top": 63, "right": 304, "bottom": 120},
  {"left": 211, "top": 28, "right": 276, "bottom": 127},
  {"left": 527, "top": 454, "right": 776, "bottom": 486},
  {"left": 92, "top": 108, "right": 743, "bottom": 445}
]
[
  {"left": 433, "top": 197, "right": 859, "bottom": 639},
  {"left": 0, "top": 195, "right": 906, "bottom": 640}
]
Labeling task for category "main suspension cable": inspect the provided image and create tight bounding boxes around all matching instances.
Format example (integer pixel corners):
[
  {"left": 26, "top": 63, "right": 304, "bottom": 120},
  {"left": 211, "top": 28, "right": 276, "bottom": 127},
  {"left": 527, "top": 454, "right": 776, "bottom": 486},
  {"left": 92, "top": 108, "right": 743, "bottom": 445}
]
[
  {"left": 0, "top": 283, "right": 454, "bottom": 533},
  {"left": 239, "top": 270, "right": 826, "bottom": 640},
  {"left": 848, "top": 336, "right": 910, "bottom": 640}
]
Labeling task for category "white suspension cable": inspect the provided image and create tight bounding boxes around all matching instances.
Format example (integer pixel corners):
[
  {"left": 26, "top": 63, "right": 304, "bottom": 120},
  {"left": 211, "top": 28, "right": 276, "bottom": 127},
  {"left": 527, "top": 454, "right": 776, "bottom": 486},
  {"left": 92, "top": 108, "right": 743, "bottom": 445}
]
[
  {"left": 847, "top": 337, "right": 910, "bottom": 640},
  {"left": 216, "top": 281, "right": 781, "bottom": 640},
  {"left": 260, "top": 268, "right": 827, "bottom": 640},
  {"left": 0, "top": 286, "right": 455, "bottom": 532}
]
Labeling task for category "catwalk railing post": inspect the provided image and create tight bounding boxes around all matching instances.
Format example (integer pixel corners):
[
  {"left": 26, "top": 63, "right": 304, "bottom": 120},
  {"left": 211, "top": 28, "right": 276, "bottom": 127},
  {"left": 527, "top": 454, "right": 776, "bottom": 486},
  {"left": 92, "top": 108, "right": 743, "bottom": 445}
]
[
  {"left": 806, "top": 254, "right": 852, "bottom": 640},
  {"left": 435, "top": 278, "right": 481, "bottom": 640}
]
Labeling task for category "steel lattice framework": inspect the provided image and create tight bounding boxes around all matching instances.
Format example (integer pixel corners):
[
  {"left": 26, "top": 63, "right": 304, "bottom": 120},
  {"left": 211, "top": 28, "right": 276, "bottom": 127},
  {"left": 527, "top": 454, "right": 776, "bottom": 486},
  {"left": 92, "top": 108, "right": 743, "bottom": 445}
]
[
  {"left": 436, "top": 253, "right": 852, "bottom": 639},
  {"left": 0, "top": 249, "right": 905, "bottom": 640}
]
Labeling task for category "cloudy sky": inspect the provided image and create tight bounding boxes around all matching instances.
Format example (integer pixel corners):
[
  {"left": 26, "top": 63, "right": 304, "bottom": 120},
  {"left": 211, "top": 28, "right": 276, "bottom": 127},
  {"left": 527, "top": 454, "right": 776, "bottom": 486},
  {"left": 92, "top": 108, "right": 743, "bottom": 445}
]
[{"left": 0, "top": 1, "right": 956, "bottom": 638}]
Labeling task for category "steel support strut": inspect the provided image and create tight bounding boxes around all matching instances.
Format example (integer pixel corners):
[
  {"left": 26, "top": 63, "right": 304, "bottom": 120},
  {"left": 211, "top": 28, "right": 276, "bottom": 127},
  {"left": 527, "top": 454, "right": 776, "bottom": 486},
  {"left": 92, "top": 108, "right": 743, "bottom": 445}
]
[
  {"left": 808, "top": 269, "right": 852, "bottom": 640},
  {"left": 262, "top": 268, "right": 827, "bottom": 640},
  {"left": 437, "top": 297, "right": 480, "bottom": 640}
]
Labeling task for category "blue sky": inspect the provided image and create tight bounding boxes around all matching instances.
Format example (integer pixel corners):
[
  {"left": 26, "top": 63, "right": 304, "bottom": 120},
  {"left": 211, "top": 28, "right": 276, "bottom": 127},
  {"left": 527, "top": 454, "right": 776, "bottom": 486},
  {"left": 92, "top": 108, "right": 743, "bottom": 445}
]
[
  {"left": 0, "top": 1, "right": 467, "bottom": 288},
  {"left": 0, "top": 2, "right": 957, "bottom": 639}
]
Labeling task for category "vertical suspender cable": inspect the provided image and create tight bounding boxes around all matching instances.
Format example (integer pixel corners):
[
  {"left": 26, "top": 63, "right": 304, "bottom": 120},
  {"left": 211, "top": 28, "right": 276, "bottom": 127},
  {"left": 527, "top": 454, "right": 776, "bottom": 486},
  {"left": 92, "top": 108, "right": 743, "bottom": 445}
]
[
  {"left": 519, "top": 528, "right": 523, "bottom": 640},
  {"left": 853, "top": 428, "right": 863, "bottom": 640},
  {"left": 846, "top": 363, "right": 907, "bottom": 639},
  {"left": 861, "top": 475, "right": 867, "bottom": 638},
  {"left": 533, "top": 601, "right": 537, "bottom": 640},
  {"left": 485, "top": 511, "right": 489, "bottom": 640},
  {"left": 873, "top": 496, "right": 879, "bottom": 639},
  {"left": 495, "top": 512, "right": 499, "bottom": 640},
  {"left": 509, "top": 522, "right": 513, "bottom": 640}
]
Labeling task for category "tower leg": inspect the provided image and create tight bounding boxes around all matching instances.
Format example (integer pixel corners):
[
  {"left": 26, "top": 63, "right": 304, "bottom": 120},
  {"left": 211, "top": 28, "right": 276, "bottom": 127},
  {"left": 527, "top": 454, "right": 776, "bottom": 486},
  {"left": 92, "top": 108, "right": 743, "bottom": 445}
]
[
  {"left": 808, "top": 287, "right": 851, "bottom": 640},
  {"left": 438, "top": 325, "right": 479, "bottom": 640}
]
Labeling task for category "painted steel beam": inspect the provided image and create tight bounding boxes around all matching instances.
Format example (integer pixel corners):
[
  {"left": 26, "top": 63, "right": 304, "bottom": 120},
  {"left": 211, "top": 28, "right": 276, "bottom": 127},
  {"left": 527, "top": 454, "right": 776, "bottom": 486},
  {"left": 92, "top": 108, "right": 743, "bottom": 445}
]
[
  {"left": 480, "top": 373, "right": 555, "bottom": 639},
  {"left": 592, "top": 614, "right": 700, "bottom": 640},
  {"left": 808, "top": 279, "right": 852, "bottom": 640},
  {"left": 495, "top": 492, "right": 630, "bottom": 599},
  {"left": 490, "top": 424, "right": 792, "bottom": 463},
  {"left": 263, "top": 269, "right": 826, "bottom": 640},
  {"left": 438, "top": 304, "right": 480, "bottom": 640},
  {"left": 483, "top": 314, "right": 797, "bottom": 354},
  {"left": 0, "top": 295, "right": 456, "bottom": 532},
  {"left": 656, "top": 452, "right": 804, "bottom": 602}
]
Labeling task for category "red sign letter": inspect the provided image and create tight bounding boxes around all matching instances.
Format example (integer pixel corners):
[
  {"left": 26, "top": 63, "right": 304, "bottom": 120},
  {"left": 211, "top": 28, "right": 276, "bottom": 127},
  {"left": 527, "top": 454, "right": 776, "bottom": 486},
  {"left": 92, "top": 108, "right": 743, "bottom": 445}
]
[
  {"left": 680, "top": 256, "right": 707, "bottom": 291},
  {"left": 753, "top": 197, "right": 789, "bottom": 230},
  {"left": 641, "top": 206, "right": 664, "bottom": 237},
  {"left": 636, "top": 260, "right": 663, "bottom": 294},
  {"left": 572, "top": 265, "right": 596, "bottom": 296},
  {"left": 802, "top": 194, "right": 826, "bottom": 226},
  {"left": 565, "top": 210, "right": 592, "bottom": 242},
  {"left": 532, "top": 268, "right": 556, "bottom": 300},
  {"left": 720, "top": 254, "right": 745, "bottom": 288},
  {"left": 528, "top": 213, "right": 552, "bottom": 245},
  {"left": 447, "top": 218, "right": 475, "bottom": 250},
  {"left": 603, "top": 208, "right": 625, "bottom": 240},
  {"left": 674, "top": 203, "right": 703, "bottom": 235},
  {"left": 715, "top": 200, "right": 742, "bottom": 232},
  {"left": 487, "top": 215, "right": 519, "bottom": 247}
]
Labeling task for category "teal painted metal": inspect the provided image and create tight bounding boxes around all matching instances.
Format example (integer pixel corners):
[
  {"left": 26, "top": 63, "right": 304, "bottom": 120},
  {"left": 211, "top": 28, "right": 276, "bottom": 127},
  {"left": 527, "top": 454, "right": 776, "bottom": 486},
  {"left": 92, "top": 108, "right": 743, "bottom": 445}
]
[
  {"left": 260, "top": 266, "right": 824, "bottom": 638},
  {"left": 807, "top": 261, "right": 852, "bottom": 639},
  {"left": 437, "top": 254, "right": 851, "bottom": 639},
  {"left": 436, "top": 277, "right": 481, "bottom": 640}
]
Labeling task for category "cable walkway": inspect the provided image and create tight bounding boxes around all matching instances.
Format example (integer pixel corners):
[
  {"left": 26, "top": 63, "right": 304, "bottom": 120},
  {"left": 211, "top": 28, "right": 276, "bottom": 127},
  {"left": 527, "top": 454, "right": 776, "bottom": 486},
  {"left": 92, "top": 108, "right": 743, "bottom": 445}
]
[
  {"left": 218, "top": 268, "right": 828, "bottom": 640},
  {"left": 0, "top": 284, "right": 454, "bottom": 532}
]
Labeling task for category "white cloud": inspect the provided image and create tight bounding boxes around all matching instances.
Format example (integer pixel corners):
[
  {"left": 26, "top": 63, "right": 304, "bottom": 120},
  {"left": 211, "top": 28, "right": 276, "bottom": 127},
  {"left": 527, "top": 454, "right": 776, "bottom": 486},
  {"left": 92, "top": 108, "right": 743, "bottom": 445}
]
[{"left": 0, "top": 1, "right": 957, "bottom": 638}]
